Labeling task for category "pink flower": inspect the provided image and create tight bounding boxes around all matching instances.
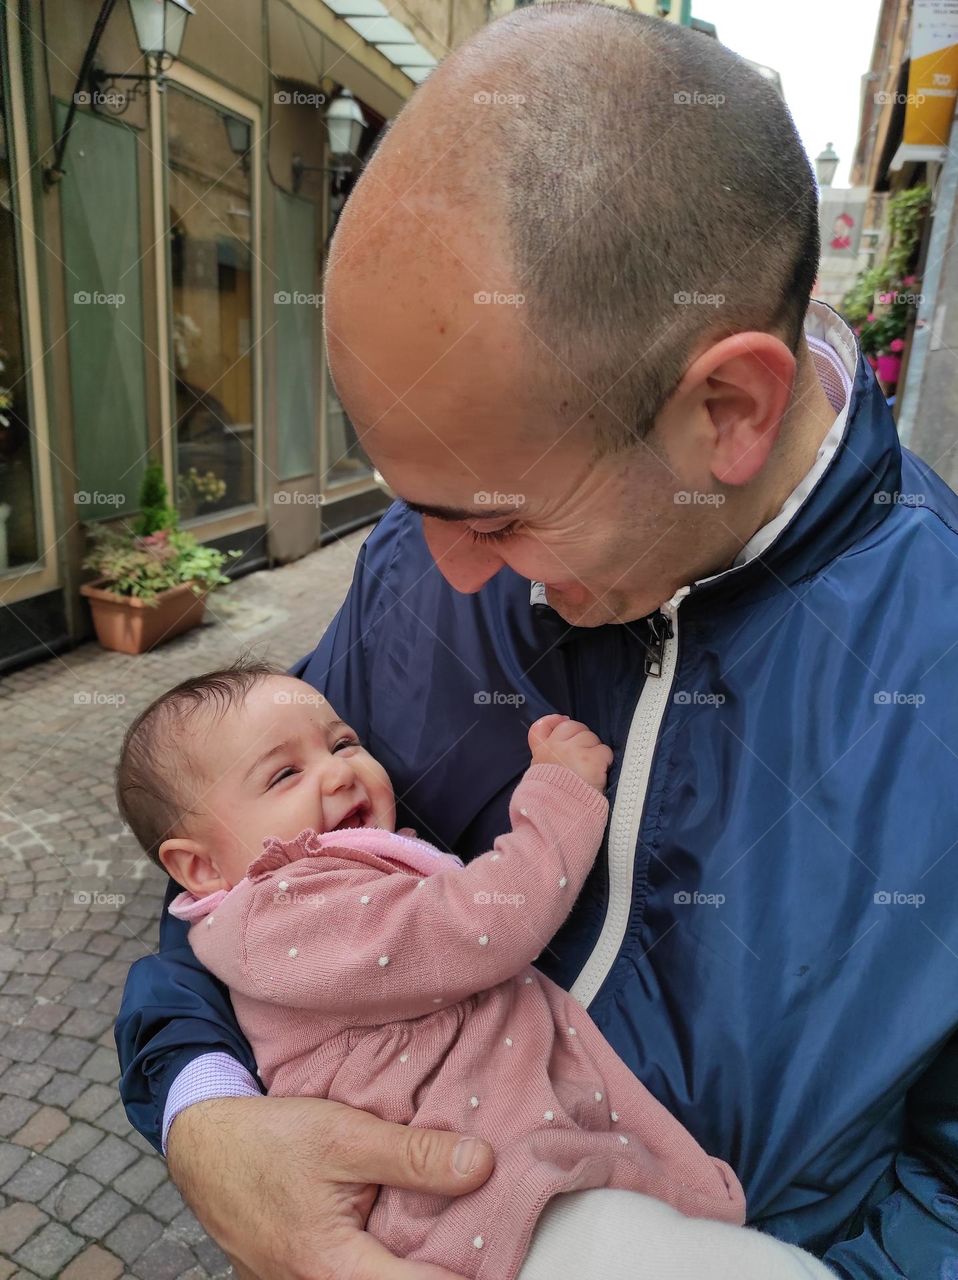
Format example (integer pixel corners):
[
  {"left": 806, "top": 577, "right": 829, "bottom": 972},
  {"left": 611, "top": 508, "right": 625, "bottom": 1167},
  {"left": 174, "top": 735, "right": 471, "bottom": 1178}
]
[
  {"left": 903, "top": 275, "right": 917, "bottom": 287},
  {"left": 854, "top": 326, "right": 862, "bottom": 335},
  {"left": 889, "top": 337, "right": 905, "bottom": 353},
  {"left": 866, "top": 312, "right": 876, "bottom": 323}
]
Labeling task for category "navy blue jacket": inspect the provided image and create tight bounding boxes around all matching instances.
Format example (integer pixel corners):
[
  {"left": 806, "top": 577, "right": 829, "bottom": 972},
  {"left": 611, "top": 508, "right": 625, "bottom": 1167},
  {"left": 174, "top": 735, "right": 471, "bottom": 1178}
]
[{"left": 117, "top": 336, "right": 958, "bottom": 1278}]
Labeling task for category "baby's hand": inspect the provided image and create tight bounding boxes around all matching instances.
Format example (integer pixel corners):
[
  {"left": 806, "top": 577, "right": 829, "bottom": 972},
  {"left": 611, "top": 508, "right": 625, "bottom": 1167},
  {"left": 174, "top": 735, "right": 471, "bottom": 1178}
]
[{"left": 528, "top": 714, "right": 614, "bottom": 793}]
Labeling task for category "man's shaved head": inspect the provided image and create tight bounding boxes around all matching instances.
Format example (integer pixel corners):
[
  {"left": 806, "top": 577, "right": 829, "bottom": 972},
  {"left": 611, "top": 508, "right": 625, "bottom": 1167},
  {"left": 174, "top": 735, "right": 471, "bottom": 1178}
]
[
  {"left": 323, "top": 1, "right": 832, "bottom": 626},
  {"left": 328, "top": 1, "right": 820, "bottom": 451}
]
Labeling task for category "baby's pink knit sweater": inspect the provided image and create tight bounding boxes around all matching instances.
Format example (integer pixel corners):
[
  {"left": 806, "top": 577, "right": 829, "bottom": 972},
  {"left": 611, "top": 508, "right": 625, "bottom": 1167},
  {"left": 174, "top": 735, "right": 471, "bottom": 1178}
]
[{"left": 171, "top": 764, "right": 745, "bottom": 1278}]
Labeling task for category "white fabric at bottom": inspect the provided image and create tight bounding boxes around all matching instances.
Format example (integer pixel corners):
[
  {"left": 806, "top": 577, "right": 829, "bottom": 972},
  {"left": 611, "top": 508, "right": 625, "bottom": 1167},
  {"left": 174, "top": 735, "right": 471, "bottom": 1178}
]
[{"left": 517, "top": 1189, "right": 837, "bottom": 1280}]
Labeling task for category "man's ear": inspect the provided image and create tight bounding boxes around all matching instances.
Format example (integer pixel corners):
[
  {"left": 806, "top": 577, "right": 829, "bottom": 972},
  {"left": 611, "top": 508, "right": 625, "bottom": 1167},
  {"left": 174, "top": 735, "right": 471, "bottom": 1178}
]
[
  {"left": 666, "top": 332, "right": 796, "bottom": 488},
  {"left": 158, "top": 837, "right": 227, "bottom": 897}
]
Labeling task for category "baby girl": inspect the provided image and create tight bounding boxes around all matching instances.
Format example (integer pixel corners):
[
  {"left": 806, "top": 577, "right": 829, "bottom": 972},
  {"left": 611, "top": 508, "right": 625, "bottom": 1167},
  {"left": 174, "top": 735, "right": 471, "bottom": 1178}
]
[{"left": 116, "top": 660, "right": 829, "bottom": 1280}]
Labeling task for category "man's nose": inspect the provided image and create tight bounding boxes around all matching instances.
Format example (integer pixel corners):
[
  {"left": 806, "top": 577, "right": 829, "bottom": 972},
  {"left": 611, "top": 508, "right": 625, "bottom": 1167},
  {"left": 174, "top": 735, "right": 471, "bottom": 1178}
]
[{"left": 422, "top": 519, "right": 504, "bottom": 593}]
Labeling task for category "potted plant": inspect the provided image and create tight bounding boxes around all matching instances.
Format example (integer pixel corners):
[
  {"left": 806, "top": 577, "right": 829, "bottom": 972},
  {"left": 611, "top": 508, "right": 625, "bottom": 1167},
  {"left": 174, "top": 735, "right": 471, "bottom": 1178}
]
[{"left": 80, "top": 462, "right": 240, "bottom": 654}]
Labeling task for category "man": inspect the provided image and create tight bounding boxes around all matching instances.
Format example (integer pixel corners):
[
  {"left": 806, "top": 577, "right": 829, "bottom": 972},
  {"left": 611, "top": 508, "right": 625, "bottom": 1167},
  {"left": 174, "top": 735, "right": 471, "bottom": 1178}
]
[{"left": 117, "top": 6, "right": 958, "bottom": 1279}]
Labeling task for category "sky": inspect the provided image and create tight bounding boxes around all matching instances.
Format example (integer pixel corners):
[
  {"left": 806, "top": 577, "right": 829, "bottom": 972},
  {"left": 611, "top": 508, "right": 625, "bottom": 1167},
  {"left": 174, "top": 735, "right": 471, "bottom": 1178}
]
[{"left": 695, "top": 0, "right": 883, "bottom": 188}]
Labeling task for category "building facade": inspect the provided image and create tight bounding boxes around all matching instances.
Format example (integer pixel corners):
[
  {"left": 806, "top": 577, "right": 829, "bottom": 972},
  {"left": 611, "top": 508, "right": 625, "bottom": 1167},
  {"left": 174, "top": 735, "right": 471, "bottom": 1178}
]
[{"left": 0, "top": 0, "right": 496, "bottom": 671}]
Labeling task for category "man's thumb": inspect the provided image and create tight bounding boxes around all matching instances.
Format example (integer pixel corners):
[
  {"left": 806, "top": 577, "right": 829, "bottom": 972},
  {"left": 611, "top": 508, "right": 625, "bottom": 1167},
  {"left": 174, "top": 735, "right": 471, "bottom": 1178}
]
[{"left": 393, "top": 1126, "right": 494, "bottom": 1195}]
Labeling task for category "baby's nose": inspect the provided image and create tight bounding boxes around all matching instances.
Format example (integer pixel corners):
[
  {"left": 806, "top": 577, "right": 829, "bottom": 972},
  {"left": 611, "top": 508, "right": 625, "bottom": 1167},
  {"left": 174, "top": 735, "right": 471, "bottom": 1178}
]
[{"left": 322, "top": 756, "right": 356, "bottom": 792}]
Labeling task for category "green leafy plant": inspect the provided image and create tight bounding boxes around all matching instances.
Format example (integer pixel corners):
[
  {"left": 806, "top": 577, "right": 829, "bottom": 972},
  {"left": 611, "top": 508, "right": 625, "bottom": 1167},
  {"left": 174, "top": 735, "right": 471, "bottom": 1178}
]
[
  {"left": 841, "top": 185, "right": 930, "bottom": 357},
  {"left": 82, "top": 525, "right": 239, "bottom": 601},
  {"left": 134, "top": 461, "right": 178, "bottom": 537},
  {"left": 83, "top": 460, "right": 240, "bottom": 602}
]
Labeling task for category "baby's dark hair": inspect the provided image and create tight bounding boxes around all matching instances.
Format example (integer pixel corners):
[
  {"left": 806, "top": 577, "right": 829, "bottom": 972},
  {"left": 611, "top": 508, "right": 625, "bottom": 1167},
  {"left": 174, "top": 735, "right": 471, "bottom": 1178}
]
[{"left": 116, "top": 657, "right": 281, "bottom": 867}]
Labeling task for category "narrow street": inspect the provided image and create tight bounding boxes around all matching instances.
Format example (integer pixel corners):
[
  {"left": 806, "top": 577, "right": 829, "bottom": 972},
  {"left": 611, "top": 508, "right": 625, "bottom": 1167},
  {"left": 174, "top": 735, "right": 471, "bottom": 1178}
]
[{"left": 0, "top": 534, "right": 364, "bottom": 1279}]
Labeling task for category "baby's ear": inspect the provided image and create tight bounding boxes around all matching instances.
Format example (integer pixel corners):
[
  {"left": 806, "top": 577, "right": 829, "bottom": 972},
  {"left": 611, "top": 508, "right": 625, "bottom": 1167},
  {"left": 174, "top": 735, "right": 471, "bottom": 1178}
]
[{"left": 158, "top": 837, "right": 226, "bottom": 897}]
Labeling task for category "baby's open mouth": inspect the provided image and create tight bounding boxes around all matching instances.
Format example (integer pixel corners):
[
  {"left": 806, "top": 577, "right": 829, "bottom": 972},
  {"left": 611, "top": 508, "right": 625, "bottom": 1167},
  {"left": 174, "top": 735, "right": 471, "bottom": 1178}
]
[{"left": 329, "top": 802, "right": 369, "bottom": 832}]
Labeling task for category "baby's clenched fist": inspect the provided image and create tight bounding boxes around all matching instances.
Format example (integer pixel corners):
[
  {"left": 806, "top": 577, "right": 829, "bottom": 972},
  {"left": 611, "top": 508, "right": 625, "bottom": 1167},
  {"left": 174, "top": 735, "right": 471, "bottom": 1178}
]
[{"left": 528, "top": 714, "right": 613, "bottom": 793}]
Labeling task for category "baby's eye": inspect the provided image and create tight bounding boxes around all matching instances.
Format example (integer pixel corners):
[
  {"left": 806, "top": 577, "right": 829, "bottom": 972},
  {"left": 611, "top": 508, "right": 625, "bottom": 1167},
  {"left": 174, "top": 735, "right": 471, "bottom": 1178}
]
[
  {"left": 332, "top": 738, "right": 360, "bottom": 754},
  {"left": 267, "top": 766, "right": 299, "bottom": 789}
]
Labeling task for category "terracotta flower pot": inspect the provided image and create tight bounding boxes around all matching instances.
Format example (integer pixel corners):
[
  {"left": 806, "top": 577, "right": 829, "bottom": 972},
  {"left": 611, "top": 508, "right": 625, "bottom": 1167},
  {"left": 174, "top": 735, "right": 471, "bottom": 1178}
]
[
  {"left": 80, "top": 578, "right": 208, "bottom": 654},
  {"left": 876, "top": 353, "right": 902, "bottom": 384}
]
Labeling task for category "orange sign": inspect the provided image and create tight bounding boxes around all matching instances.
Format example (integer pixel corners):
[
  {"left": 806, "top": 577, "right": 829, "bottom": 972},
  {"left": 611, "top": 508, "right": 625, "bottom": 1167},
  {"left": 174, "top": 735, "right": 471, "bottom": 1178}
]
[{"left": 904, "top": 0, "right": 958, "bottom": 146}]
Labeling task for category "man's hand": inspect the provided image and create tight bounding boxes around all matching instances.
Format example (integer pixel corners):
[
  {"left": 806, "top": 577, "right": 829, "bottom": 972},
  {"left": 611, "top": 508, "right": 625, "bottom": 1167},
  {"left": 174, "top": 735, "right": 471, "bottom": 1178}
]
[
  {"left": 166, "top": 1095, "right": 495, "bottom": 1280},
  {"left": 529, "top": 714, "right": 613, "bottom": 793}
]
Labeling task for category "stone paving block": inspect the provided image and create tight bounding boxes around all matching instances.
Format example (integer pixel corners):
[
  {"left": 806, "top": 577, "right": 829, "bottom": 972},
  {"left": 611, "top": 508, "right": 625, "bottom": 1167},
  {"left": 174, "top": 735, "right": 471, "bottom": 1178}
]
[
  {"left": 13, "top": 1221, "right": 85, "bottom": 1278},
  {"left": 38, "top": 1038, "right": 96, "bottom": 1073},
  {"left": 111, "top": 1159, "right": 167, "bottom": 1207},
  {"left": 0, "top": 1032, "right": 51, "bottom": 1066},
  {"left": 59, "top": 1011, "right": 113, "bottom": 1042},
  {"left": 38, "top": 1172, "right": 101, "bottom": 1224},
  {"left": 51, "top": 954, "right": 104, "bottom": 982},
  {"left": 19, "top": 1004, "right": 71, "bottom": 1034},
  {"left": 71, "top": 1190, "right": 131, "bottom": 1240},
  {"left": 0, "top": 1143, "right": 30, "bottom": 1185},
  {"left": 128, "top": 1234, "right": 196, "bottom": 1280},
  {"left": 103, "top": 1214, "right": 163, "bottom": 1266},
  {"left": 0, "top": 1065, "right": 54, "bottom": 1101},
  {"left": 0, "top": 1259, "right": 15, "bottom": 1280},
  {"left": 35, "top": 1072, "right": 87, "bottom": 1109},
  {"left": 40, "top": 1122, "right": 102, "bottom": 1166},
  {"left": 191, "top": 1234, "right": 230, "bottom": 1277},
  {"left": 0, "top": 1100, "right": 38, "bottom": 1141},
  {"left": 94, "top": 1104, "right": 135, "bottom": 1140},
  {"left": 60, "top": 1244, "right": 125, "bottom": 1280},
  {"left": 142, "top": 1182, "right": 182, "bottom": 1225},
  {"left": 77, "top": 1048, "right": 118, "bottom": 1084},
  {"left": 1, "top": 1156, "right": 68, "bottom": 1204},
  {"left": 61, "top": 984, "right": 110, "bottom": 1012},
  {"left": 0, "top": 1201, "right": 47, "bottom": 1252},
  {"left": 76, "top": 1136, "right": 138, "bottom": 1185},
  {"left": 67, "top": 1085, "right": 116, "bottom": 1123},
  {"left": 10, "top": 1108, "right": 70, "bottom": 1153}
]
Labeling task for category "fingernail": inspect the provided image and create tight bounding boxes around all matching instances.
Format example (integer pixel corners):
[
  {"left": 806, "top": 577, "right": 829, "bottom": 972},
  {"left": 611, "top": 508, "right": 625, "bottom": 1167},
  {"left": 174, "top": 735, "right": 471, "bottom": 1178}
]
[{"left": 452, "top": 1137, "right": 481, "bottom": 1176}]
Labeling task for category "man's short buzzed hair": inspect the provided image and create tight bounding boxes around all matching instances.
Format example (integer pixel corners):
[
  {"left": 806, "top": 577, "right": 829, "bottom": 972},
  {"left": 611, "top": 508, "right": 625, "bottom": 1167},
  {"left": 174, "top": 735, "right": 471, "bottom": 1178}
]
[{"left": 475, "top": 2, "right": 821, "bottom": 449}]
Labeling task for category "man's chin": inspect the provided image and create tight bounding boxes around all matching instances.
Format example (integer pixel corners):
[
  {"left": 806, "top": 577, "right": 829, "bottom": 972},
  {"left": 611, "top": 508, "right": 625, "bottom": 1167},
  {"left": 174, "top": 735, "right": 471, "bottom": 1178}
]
[{"left": 547, "top": 590, "right": 657, "bottom": 628}]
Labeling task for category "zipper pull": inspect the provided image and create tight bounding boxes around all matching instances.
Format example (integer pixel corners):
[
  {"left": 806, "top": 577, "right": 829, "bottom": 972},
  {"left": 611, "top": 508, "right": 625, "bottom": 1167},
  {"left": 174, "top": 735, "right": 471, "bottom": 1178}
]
[{"left": 645, "top": 610, "right": 674, "bottom": 677}]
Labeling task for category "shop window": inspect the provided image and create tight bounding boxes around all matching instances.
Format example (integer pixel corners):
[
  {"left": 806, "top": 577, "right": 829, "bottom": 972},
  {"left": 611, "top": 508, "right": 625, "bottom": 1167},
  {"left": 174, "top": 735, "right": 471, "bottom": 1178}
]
[
  {"left": 167, "top": 86, "right": 256, "bottom": 519},
  {"left": 0, "top": 81, "right": 38, "bottom": 570}
]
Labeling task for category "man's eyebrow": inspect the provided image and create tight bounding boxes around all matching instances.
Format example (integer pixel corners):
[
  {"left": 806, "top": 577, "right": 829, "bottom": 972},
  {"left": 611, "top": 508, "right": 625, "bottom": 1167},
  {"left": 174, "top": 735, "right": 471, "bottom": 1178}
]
[
  {"left": 401, "top": 499, "right": 522, "bottom": 522},
  {"left": 243, "top": 739, "right": 295, "bottom": 783}
]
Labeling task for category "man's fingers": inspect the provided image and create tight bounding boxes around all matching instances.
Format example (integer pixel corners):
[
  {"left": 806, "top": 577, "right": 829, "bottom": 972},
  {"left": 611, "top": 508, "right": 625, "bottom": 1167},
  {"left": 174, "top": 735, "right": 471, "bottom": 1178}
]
[
  {"left": 351, "top": 1231, "right": 469, "bottom": 1280},
  {"left": 324, "top": 1105, "right": 494, "bottom": 1195}
]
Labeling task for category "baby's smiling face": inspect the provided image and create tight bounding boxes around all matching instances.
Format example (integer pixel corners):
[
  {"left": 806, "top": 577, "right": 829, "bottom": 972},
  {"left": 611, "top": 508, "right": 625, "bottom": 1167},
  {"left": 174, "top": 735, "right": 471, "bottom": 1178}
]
[{"left": 158, "top": 675, "right": 396, "bottom": 896}]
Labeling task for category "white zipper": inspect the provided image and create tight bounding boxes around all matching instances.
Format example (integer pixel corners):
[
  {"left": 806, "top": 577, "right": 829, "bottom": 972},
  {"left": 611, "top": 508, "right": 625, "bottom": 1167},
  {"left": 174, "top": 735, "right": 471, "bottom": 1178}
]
[{"left": 571, "top": 587, "right": 689, "bottom": 1008}]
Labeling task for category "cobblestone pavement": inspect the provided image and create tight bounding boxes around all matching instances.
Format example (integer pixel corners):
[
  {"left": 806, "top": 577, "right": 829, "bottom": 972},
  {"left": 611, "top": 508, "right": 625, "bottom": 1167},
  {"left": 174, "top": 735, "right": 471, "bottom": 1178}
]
[{"left": 0, "top": 533, "right": 366, "bottom": 1279}]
